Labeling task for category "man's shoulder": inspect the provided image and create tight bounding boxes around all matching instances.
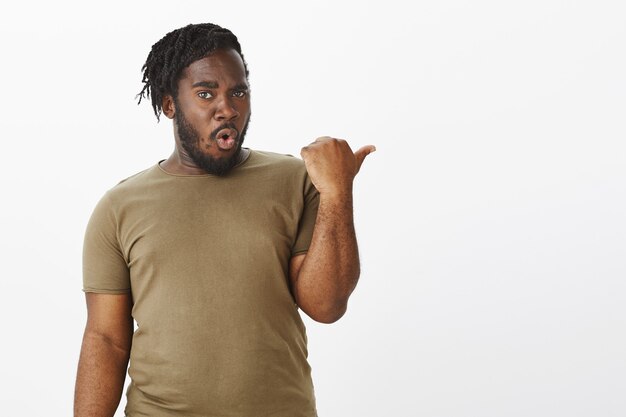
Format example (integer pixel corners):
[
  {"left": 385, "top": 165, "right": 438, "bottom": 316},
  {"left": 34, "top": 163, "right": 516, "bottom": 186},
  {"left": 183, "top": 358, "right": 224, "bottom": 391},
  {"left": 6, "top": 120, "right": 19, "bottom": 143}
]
[
  {"left": 248, "top": 149, "right": 306, "bottom": 172},
  {"left": 116, "top": 166, "right": 154, "bottom": 185},
  {"left": 102, "top": 163, "right": 159, "bottom": 201}
]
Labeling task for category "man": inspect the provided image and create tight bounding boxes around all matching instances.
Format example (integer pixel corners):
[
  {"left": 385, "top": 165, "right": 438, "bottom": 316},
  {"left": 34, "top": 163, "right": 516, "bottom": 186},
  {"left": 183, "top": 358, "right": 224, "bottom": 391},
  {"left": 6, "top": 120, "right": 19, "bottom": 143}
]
[{"left": 74, "top": 23, "right": 374, "bottom": 417}]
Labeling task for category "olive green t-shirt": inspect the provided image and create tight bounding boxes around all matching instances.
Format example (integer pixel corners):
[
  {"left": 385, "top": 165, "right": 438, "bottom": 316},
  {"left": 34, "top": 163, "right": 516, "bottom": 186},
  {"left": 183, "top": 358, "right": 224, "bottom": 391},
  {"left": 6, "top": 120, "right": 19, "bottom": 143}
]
[{"left": 82, "top": 150, "right": 320, "bottom": 417}]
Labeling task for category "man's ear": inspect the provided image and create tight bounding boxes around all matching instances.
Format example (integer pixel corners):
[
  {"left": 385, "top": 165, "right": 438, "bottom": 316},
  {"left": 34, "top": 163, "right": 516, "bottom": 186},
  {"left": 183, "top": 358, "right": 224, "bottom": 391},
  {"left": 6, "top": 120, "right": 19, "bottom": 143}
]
[{"left": 162, "top": 95, "right": 176, "bottom": 119}]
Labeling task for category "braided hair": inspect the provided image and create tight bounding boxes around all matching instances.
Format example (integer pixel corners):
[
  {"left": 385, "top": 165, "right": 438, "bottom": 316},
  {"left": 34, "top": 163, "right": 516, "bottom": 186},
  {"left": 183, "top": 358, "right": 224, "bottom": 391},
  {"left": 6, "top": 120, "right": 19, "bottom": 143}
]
[{"left": 137, "top": 23, "right": 249, "bottom": 121}]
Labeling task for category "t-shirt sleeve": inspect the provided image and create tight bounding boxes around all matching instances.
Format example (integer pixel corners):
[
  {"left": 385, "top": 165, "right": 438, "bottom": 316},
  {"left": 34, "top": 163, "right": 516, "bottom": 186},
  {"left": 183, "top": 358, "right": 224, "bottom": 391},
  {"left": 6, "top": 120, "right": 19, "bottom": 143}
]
[
  {"left": 82, "top": 192, "right": 131, "bottom": 294},
  {"left": 292, "top": 173, "right": 320, "bottom": 256}
]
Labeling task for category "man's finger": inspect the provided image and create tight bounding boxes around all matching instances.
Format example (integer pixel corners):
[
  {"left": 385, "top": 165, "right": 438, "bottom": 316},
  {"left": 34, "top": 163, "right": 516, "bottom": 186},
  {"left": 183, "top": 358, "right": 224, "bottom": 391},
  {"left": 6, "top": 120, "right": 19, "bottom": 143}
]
[{"left": 354, "top": 145, "right": 376, "bottom": 172}]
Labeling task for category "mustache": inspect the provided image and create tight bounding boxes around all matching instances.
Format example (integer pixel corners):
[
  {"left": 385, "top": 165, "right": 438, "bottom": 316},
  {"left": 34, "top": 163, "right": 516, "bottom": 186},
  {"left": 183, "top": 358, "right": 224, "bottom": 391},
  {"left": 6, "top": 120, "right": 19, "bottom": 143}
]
[{"left": 210, "top": 122, "right": 239, "bottom": 140}]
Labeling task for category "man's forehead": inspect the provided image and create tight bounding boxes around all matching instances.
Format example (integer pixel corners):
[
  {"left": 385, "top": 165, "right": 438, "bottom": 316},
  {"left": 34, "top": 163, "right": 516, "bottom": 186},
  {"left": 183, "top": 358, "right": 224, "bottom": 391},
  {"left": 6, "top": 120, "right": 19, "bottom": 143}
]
[{"left": 181, "top": 49, "right": 246, "bottom": 84}]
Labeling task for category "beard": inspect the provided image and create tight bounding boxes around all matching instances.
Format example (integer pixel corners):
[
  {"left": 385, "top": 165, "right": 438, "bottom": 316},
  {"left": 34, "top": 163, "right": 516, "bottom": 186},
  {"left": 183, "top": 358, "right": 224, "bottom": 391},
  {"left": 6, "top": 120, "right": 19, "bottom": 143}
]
[{"left": 174, "top": 103, "right": 250, "bottom": 176}]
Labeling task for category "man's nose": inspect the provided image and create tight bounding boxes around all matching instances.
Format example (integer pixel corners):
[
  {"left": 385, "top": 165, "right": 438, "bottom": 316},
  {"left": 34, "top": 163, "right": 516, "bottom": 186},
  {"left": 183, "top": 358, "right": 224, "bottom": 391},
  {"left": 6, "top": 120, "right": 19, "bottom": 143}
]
[{"left": 214, "top": 96, "right": 239, "bottom": 121}]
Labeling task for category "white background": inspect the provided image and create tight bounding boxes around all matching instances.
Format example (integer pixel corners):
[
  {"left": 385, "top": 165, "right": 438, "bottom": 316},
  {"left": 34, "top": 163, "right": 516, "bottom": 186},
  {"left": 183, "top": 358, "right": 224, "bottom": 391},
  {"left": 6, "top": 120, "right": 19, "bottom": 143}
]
[{"left": 0, "top": 1, "right": 624, "bottom": 416}]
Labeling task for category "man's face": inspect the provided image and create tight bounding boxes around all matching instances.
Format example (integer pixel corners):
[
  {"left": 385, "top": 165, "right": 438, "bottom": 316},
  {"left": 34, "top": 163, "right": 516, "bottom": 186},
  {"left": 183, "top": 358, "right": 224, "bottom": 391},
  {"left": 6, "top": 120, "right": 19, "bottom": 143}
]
[{"left": 172, "top": 48, "right": 251, "bottom": 175}]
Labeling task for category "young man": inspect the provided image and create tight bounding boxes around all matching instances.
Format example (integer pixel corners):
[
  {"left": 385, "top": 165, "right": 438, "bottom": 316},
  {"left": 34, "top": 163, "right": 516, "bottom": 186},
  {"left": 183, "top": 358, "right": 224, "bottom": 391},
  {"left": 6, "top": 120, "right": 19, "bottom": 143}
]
[{"left": 74, "top": 23, "right": 374, "bottom": 417}]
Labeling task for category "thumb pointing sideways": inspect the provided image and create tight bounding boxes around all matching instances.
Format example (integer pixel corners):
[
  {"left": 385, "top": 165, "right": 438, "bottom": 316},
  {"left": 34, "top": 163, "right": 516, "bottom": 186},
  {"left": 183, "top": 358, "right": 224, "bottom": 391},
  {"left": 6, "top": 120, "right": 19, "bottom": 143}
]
[{"left": 354, "top": 145, "right": 377, "bottom": 173}]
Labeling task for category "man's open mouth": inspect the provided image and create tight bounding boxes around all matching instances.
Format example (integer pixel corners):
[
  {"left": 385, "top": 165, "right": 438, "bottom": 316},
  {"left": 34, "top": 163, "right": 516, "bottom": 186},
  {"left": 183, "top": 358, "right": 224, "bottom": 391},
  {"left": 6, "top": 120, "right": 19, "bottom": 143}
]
[{"left": 215, "top": 128, "right": 238, "bottom": 150}]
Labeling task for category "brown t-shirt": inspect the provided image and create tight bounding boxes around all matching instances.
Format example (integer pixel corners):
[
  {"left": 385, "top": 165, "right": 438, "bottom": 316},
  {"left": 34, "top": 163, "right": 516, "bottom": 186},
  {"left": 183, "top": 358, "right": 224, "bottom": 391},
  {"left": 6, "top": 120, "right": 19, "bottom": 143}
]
[{"left": 82, "top": 150, "right": 320, "bottom": 416}]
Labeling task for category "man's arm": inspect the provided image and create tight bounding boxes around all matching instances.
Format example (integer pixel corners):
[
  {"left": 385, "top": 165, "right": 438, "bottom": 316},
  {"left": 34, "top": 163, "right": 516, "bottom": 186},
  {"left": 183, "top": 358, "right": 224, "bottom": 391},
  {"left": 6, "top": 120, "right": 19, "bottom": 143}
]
[
  {"left": 290, "top": 137, "right": 375, "bottom": 323},
  {"left": 74, "top": 293, "right": 133, "bottom": 417}
]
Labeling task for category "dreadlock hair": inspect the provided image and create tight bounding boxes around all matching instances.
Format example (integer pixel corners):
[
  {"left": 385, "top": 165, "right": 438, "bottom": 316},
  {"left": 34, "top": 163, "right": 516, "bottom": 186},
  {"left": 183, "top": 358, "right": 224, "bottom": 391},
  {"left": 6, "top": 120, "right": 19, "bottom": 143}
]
[{"left": 136, "top": 23, "right": 249, "bottom": 122}]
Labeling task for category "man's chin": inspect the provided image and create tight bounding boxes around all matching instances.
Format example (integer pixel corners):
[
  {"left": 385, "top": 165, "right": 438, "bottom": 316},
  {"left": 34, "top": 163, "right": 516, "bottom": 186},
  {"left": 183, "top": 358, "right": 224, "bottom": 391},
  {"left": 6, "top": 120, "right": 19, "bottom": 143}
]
[{"left": 192, "top": 147, "right": 242, "bottom": 176}]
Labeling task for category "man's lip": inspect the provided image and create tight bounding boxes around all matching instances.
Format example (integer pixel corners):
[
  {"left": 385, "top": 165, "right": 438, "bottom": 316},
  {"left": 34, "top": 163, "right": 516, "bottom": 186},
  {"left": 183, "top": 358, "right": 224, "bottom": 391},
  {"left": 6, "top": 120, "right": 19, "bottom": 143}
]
[
  {"left": 215, "top": 128, "right": 238, "bottom": 140},
  {"left": 216, "top": 136, "right": 237, "bottom": 150}
]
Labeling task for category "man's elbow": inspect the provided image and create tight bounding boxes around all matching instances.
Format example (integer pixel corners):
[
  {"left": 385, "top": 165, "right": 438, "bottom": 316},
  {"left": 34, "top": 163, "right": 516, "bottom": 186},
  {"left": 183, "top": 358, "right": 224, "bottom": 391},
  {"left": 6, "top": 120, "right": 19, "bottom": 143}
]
[{"left": 302, "top": 302, "right": 348, "bottom": 324}]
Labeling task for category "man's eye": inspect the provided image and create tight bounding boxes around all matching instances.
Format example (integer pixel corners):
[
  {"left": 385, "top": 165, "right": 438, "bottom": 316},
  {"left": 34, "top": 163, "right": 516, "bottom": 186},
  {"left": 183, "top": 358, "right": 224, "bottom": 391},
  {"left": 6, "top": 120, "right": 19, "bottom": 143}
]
[
  {"left": 233, "top": 91, "right": 247, "bottom": 98},
  {"left": 198, "top": 91, "right": 213, "bottom": 99}
]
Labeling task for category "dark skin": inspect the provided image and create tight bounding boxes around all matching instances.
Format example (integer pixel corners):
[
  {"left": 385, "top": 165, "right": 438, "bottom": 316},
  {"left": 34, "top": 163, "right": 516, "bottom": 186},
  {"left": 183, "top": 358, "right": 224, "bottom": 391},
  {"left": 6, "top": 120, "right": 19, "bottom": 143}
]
[
  {"left": 74, "top": 292, "right": 133, "bottom": 416},
  {"left": 74, "top": 47, "right": 374, "bottom": 416},
  {"left": 160, "top": 48, "right": 252, "bottom": 174}
]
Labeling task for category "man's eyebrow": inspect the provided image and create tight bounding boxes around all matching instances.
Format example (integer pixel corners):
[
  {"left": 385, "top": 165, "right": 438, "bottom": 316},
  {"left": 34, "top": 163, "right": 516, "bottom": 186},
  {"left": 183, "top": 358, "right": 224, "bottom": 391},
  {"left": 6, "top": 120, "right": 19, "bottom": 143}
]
[
  {"left": 231, "top": 83, "right": 249, "bottom": 91},
  {"left": 191, "top": 81, "right": 219, "bottom": 89},
  {"left": 191, "top": 81, "right": 249, "bottom": 91}
]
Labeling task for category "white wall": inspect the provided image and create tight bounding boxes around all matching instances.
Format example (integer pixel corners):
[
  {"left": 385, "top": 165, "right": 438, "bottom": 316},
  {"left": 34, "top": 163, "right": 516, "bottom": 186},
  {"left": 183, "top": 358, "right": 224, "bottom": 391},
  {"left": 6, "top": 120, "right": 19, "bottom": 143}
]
[{"left": 0, "top": 1, "right": 624, "bottom": 416}]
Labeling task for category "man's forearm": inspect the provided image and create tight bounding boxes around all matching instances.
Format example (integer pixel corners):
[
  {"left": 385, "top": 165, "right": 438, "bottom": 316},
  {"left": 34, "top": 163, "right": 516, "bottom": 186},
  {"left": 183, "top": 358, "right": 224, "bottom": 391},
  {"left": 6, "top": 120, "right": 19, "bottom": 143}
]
[
  {"left": 74, "top": 332, "right": 130, "bottom": 417},
  {"left": 295, "top": 191, "right": 361, "bottom": 322},
  {"left": 296, "top": 136, "right": 374, "bottom": 322}
]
